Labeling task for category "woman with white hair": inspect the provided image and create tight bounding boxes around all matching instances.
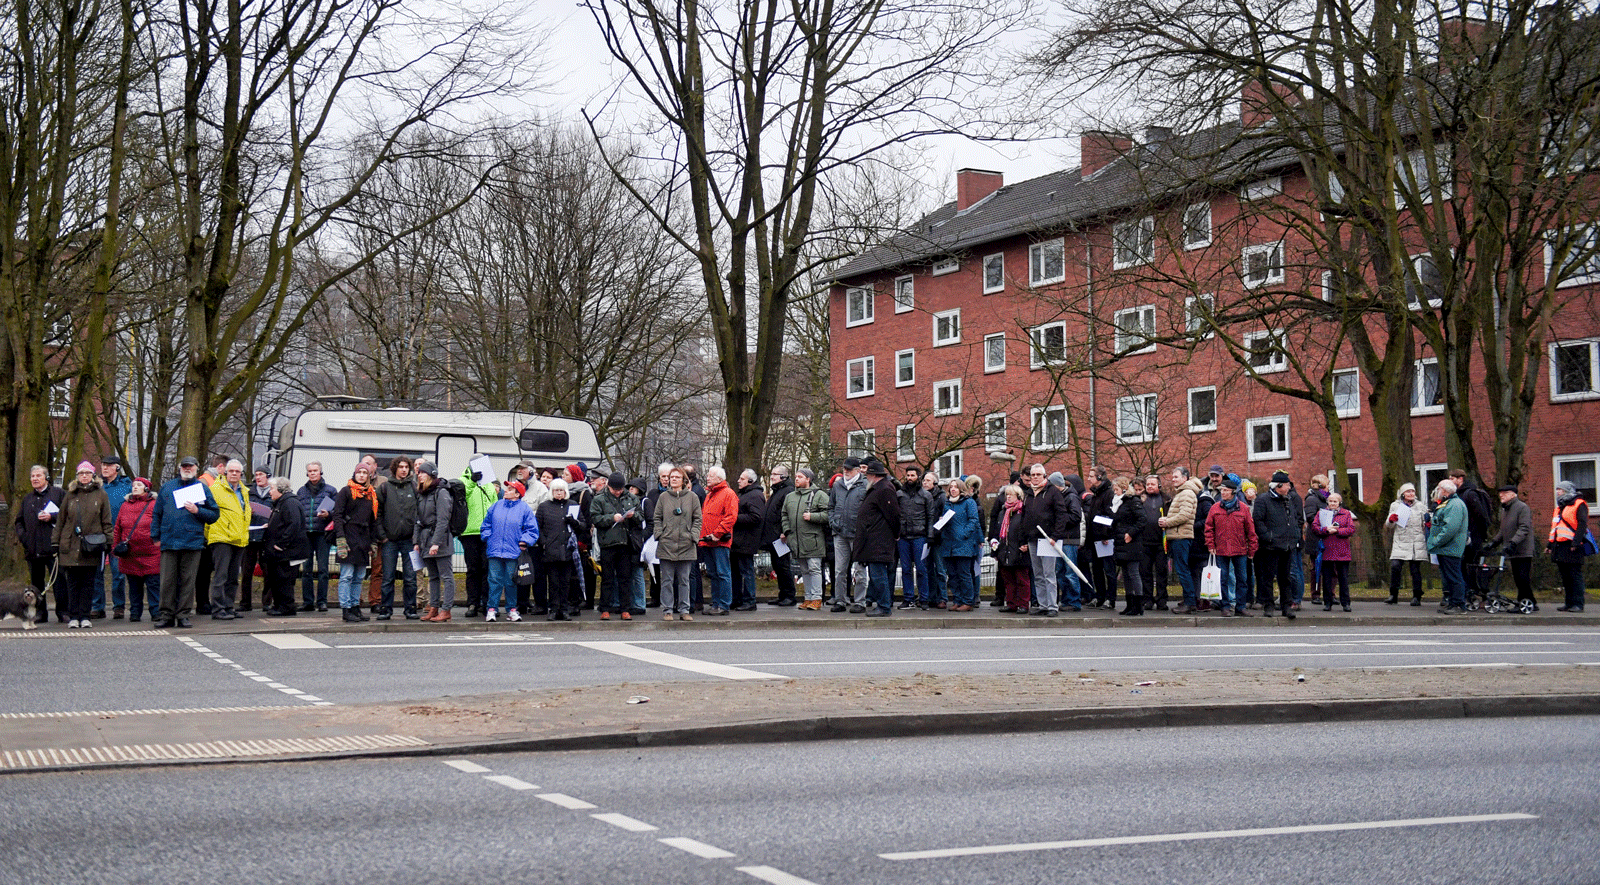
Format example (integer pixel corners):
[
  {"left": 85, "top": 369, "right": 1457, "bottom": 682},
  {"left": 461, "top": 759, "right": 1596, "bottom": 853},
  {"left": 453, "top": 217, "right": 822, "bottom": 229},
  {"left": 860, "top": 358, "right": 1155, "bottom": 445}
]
[
  {"left": 535, "top": 478, "right": 581, "bottom": 620},
  {"left": 1549, "top": 481, "right": 1591, "bottom": 612},
  {"left": 262, "top": 477, "right": 309, "bottom": 616},
  {"left": 1385, "top": 483, "right": 1429, "bottom": 605}
]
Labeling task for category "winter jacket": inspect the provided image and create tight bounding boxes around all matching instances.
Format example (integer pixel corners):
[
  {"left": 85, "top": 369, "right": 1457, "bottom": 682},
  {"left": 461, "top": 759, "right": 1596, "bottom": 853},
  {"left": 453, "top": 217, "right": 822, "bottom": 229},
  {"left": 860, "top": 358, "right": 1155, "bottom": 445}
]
[
  {"left": 779, "top": 485, "right": 829, "bottom": 560},
  {"left": 1060, "top": 477, "right": 1084, "bottom": 540},
  {"left": 590, "top": 488, "right": 641, "bottom": 549},
  {"left": 103, "top": 473, "right": 132, "bottom": 519},
  {"left": 112, "top": 492, "right": 161, "bottom": 576},
  {"left": 652, "top": 488, "right": 703, "bottom": 562},
  {"left": 827, "top": 474, "right": 869, "bottom": 540},
  {"left": 732, "top": 483, "right": 766, "bottom": 555},
  {"left": 458, "top": 467, "right": 498, "bottom": 536},
  {"left": 13, "top": 484, "right": 65, "bottom": 558},
  {"left": 1162, "top": 477, "right": 1202, "bottom": 541},
  {"left": 53, "top": 478, "right": 115, "bottom": 568},
  {"left": 204, "top": 478, "right": 251, "bottom": 548},
  {"left": 1427, "top": 494, "right": 1469, "bottom": 558},
  {"left": 1140, "top": 491, "right": 1169, "bottom": 546},
  {"left": 332, "top": 483, "right": 378, "bottom": 566},
  {"left": 377, "top": 475, "right": 418, "bottom": 544},
  {"left": 989, "top": 502, "right": 1029, "bottom": 569},
  {"left": 297, "top": 479, "right": 338, "bottom": 533},
  {"left": 264, "top": 493, "right": 310, "bottom": 561},
  {"left": 413, "top": 479, "right": 455, "bottom": 555},
  {"left": 1303, "top": 488, "right": 1329, "bottom": 547},
  {"left": 1252, "top": 490, "right": 1299, "bottom": 551},
  {"left": 1204, "top": 498, "right": 1258, "bottom": 558},
  {"left": 699, "top": 481, "right": 738, "bottom": 547},
  {"left": 760, "top": 478, "right": 793, "bottom": 545},
  {"left": 535, "top": 498, "right": 580, "bottom": 564},
  {"left": 1548, "top": 497, "right": 1590, "bottom": 564},
  {"left": 1084, "top": 479, "right": 1115, "bottom": 543},
  {"left": 481, "top": 498, "right": 539, "bottom": 560},
  {"left": 896, "top": 482, "right": 939, "bottom": 538},
  {"left": 1019, "top": 483, "right": 1069, "bottom": 543},
  {"left": 1457, "top": 480, "right": 1493, "bottom": 545},
  {"left": 151, "top": 477, "right": 220, "bottom": 551},
  {"left": 1491, "top": 497, "right": 1535, "bottom": 559},
  {"left": 1109, "top": 492, "right": 1147, "bottom": 562},
  {"left": 850, "top": 476, "right": 901, "bottom": 564},
  {"left": 937, "top": 495, "right": 984, "bottom": 559},
  {"left": 1191, "top": 489, "right": 1216, "bottom": 558},
  {"left": 1313, "top": 507, "right": 1358, "bottom": 561},
  {"left": 1386, "top": 486, "right": 1430, "bottom": 560}
]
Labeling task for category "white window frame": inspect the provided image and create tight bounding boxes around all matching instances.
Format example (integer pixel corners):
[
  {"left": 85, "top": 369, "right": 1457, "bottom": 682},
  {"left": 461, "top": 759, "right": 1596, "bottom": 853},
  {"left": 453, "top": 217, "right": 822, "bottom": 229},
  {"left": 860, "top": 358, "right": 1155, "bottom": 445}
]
[
  {"left": 1546, "top": 224, "right": 1600, "bottom": 289},
  {"left": 1243, "top": 329, "right": 1288, "bottom": 374},
  {"left": 1241, "top": 241, "right": 1285, "bottom": 288},
  {"left": 936, "top": 451, "right": 963, "bottom": 481},
  {"left": 1184, "top": 293, "right": 1215, "bottom": 339},
  {"left": 1029, "top": 321, "right": 1067, "bottom": 369},
  {"left": 933, "top": 309, "right": 961, "bottom": 347},
  {"left": 894, "top": 348, "right": 915, "bottom": 388},
  {"left": 933, "top": 379, "right": 962, "bottom": 416},
  {"left": 48, "top": 380, "right": 71, "bottom": 418},
  {"left": 846, "top": 356, "right": 875, "bottom": 399},
  {"left": 1113, "top": 305, "right": 1158, "bottom": 355},
  {"left": 1112, "top": 215, "right": 1155, "bottom": 269},
  {"left": 1333, "top": 368, "right": 1361, "bottom": 418},
  {"left": 1411, "top": 357, "right": 1443, "bottom": 416},
  {"left": 983, "top": 333, "right": 1006, "bottom": 373},
  {"left": 1550, "top": 338, "right": 1600, "bottom": 402},
  {"left": 1553, "top": 453, "right": 1600, "bottom": 504},
  {"left": 1406, "top": 252, "right": 1444, "bottom": 309},
  {"left": 984, "top": 412, "right": 1008, "bottom": 453},
  {"left": 846, "top": 429, "right": 876, "bottom": 460},
  {"left": 1416, "top": 463, "right": 1450, "bottom": 499},
  {"left": 896, "top": 424, "right": 917, "bottom": 462},
  {"left": 1116, "top": 393, "right": 1158, "bottom": 444},
  {"left": 845, "top": 286, "right": 874, "bottom": 327},
  {"left": 982, "top": 253, "right": 1005, "bottom": 294},
  {"left": 1246, "top": 415, "right": 1291, "bottom": 462},
  {"left": 893, "top": 275, "right": 915, "bottom": 314},
  {"left": 931, "top": 256, "right": 960, "bottom": 276},
  {"left": 1320, "top": 270, "right": 1335, "bottom": 302},
  {"left": 1396, "top": 147, "right": 1453, "bottom": 206},
  {"left": 1030, "top": 404, "right": 1070, "bottom": 451},
  {"left": 1241, "top": 175, "right": 1282, "bottom": 200},
  {"left": 1182, "top": 202, "right": 1211, "bottom": 250},
  {"left": 1029, "top": 238, "right": 1066, "bottom": 285},
  {"left": 1330, "top": 468, "right": 1363, "bottom": 505},
  {"left": 1187, "top": 386, "right": 1217, "bottom": 433}
]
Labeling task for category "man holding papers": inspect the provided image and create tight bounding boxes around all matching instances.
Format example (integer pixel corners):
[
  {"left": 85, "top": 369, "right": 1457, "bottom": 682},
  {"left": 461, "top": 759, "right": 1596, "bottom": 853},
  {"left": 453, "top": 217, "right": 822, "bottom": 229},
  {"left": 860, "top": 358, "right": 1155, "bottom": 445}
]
[
  {"left": 1019, "top": 463, "right": 1072, "bottom": 616},
  {"left": 150, "top": 456, "right": 220, "bottom": 628}
]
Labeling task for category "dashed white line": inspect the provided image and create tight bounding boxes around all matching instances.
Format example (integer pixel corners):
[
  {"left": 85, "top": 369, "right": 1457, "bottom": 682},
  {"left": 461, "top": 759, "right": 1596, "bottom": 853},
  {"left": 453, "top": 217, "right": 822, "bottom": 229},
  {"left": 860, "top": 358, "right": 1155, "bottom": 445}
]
[
  {"left": 253, "top": 633, "right": 330, "bottom": 649},
  {"left": 736, "top": 865, "right": 821, "bottom": 885},
  {"left": 591, "top": 812, "right": 659, "bottom": 832},
  {"left": 536, "top": 793, "right": 598, "bottom": 810},
  {"left": 443, "top": 760, "right": 491, "bottom": 773},
  {"left": 483, "top": 775, "right": 539, "bottom": 791},
  {"left": 177, "top": 637, "right": 334, "bottom": 705},
  {"left": 660, "top": 836, "right": 735, "bottom": 859}
]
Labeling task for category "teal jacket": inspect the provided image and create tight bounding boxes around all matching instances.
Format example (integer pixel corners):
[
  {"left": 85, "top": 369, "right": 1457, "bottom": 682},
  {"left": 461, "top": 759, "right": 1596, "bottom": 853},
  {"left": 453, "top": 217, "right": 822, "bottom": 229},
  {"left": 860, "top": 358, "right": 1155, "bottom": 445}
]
[{"left": 1427, "top": 494, "right": 1469, "bottom": 558}]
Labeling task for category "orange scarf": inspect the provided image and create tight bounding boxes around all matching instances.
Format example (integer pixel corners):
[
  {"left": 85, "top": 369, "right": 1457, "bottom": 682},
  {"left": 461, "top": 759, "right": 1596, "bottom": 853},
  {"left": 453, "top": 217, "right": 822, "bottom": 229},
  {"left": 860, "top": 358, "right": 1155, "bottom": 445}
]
[{"left": 348, "top": 478, "right": 378, "bottom": 518}]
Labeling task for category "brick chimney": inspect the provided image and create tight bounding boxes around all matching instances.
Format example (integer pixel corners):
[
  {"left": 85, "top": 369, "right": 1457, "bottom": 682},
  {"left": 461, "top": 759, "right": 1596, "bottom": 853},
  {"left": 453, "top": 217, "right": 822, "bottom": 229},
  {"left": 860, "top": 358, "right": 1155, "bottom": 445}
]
[
  {"left": 1240, "top": 79, "right": 1303, "bottom": 128},
  {"left": 956, "top": 168, "right": 1004, "bottom": 211},
  {"left": 1080, "top": 131, "right": 1132, "bottom": 179},
  {"left": 1438, "top": 15, "right": 1499, "bottom": 63}
]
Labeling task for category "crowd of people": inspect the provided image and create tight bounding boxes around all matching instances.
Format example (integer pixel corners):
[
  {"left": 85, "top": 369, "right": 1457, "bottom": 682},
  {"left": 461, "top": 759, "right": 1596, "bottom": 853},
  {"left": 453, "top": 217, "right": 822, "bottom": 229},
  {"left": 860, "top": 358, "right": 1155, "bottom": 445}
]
[{"left": 10, "top": 452, "right": 1593, "bottom": 628}]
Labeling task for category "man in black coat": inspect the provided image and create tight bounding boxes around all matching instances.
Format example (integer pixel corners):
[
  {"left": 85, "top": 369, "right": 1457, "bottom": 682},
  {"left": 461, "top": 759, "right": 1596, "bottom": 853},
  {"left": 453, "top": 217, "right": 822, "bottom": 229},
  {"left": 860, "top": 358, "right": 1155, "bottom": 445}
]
[
  {"left": 851, "top": 460, "right": 901, "bottom": 617},
  {"left": 731, "top": 469, "right": 767, "bottom": 611},
  {"left": 1139, "top": 475, "right": 1172, "bottom": 610},
  {"left": 14, "top": 464, "right": 65, "bottom": 623},
  {"left": 760, "top": 465, "right": 797, "bottom": 606},
  {"left": 1250, "top": 471, "right": 1299, "bottom": 619},
  {"left": 1020, "top": 463, "right": 1071, "bottom": 615},
  {"left": 1451, "top": 468, "right": 1494, "bottom": 596}
]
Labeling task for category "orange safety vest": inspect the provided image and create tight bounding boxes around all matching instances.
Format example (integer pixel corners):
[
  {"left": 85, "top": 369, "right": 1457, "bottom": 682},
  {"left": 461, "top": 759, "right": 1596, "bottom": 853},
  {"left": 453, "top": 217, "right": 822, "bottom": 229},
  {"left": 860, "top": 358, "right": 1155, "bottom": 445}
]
[{"left": 1549, "top": 500, "right": 1586, "bottom": 543}]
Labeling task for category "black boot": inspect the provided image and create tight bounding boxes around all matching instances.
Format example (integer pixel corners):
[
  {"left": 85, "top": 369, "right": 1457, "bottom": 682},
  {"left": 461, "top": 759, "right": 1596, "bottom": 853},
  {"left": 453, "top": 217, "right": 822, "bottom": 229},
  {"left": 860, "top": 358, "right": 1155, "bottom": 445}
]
[
  {"left": 342, "top": 607, "right": 363, "bottom": 623},
  {"left": 376, "top": 607, "right": 392, "bottom": 620},
  {"left": 1386, "top": 595, "right": 1398, "bottom": 604},
  {"left": 404, "top": 606, "right": 420, "bottom": 619}
]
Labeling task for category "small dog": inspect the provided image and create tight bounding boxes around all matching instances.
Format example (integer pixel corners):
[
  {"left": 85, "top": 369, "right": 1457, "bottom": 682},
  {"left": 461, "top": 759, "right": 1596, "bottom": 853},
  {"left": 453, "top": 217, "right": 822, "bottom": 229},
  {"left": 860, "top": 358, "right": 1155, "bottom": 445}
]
[{"left": 0, "top": 589, "right": 40, "bottom": 629}]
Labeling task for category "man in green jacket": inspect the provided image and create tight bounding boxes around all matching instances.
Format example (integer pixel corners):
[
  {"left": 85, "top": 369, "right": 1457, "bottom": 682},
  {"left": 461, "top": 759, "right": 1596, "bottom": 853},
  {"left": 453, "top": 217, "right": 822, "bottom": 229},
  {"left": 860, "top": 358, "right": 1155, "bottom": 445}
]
[
  {"left": 459, "top": 460, "right": 500, "bottom": 617},
  {"left": 590, "top": 473, "right": 641, "bottom": 620},
  {"left": 780, "top": 468, "right": 830, "bottom": 610}
]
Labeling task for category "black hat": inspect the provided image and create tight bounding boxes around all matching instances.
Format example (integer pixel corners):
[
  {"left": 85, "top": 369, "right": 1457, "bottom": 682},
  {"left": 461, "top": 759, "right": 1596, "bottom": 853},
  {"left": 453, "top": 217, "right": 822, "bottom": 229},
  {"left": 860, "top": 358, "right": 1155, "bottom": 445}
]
[
  {"left": 102, "top": 455, "right": 121, "bottom": 466},
  {"left": 607, "top": 473, "right": 625, "bottom": 490},
  {"left": 1270, "top": 470, "right": 1291, "bottom": 485},
  {"left": 1498, "top": 484, "right": 1518, "bottom": 493},
  {"left": 179, "top": 456, "right": 199, "bottom": 468},
  {"left": 842, "top": 456, "right": 863, "bottom": 469},
  {"left": 864, "top": 459, "right": 889, "bottom": 476}
]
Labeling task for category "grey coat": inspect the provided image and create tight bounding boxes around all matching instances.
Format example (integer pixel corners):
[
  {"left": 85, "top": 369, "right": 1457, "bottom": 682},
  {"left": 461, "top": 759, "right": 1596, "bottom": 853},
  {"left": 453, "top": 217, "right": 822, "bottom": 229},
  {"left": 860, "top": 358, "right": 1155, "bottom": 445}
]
[
  {"left": 413, "top": 480, "right": 455, "bottom": 555},
  {"left": 828, "top": 474, "right": 869, "bottom": 539},
  {"left": 1491, "top": 497, "right": 1535, "bottom": 559}
]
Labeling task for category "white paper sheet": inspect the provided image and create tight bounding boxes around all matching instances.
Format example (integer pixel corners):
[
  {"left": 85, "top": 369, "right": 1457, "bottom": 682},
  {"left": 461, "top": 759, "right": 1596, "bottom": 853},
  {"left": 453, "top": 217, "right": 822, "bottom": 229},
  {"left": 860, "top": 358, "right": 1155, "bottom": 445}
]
[
  {"left": 1319, "top": 508, "right": 1336, "bottom": 530},
  {"left": 409, "top": 549, "right": 426, "bottom": 571},
  {"left": 1429, "top": 553, "right": 1439, "bottom": 565},
  {"left": 469, "top": 454, "right": 495, "bottom": 482},
  {"left": 1394, "top": 507, "right": 1411, "bottom": 528},
  {"left": 172, "top": 483, "right": 208, "bottom": 509},
  {"left": 771, "top": 537, "right": 790, "bottom": 557},
  {"left": 920, "top": 543, "right": 929, "bottom": 560},
  {"left": 640, "top": 536, "right": 659, "bottom": 564},
  {"left": 1034, "top": 539, "right": 1060, "bottom": 558},
  {"left": 42, "top": 501, "right": 59, "bottom": 515},
  {"left": 933, "top": 509, "right": 955, "bottom": 531},
  {"left": 568, "top": 504, "right": 581, "bottom": 520},
  {"left": 1093, "top": 514, "right": 1114, "bottom": 526},
  {"left": 1094, "top": 539, "right": 1116, "bottom": 558},
  {"left": 316, "top": 493, "right": 336, "bottom": 516}
]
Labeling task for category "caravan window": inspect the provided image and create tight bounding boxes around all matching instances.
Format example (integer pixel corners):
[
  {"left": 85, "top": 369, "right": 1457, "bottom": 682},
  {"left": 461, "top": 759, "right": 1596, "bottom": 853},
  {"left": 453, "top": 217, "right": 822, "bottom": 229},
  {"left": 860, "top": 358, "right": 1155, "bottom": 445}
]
[{"left": 519, "top": 428, "right": 572, "bottom": 453}]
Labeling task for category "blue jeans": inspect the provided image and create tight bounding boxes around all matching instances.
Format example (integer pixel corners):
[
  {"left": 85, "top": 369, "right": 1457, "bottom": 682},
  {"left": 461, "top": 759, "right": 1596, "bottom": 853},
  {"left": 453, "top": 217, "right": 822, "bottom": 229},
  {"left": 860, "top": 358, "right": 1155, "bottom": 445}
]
[
  {"left": 923, "top": 548, "right": 947, "bottom": 605},
  {"left": 487, "top": 557, "right": 517, "bottom": 610},
  {"left": 866, "top": 562, "right": 893, "bottom": 613},
  {"left": 380, "top": 538, "right": 418, "bottom": 610},
  {"left": 1169, "top": 539, "right": 1195, "bottom": 607},
  {"left": 337, "top": 562, "right": 367, "bottom": 609},
  {"left": 1218, "top": 555, "right": 1249, "bottom": 611},
  {"left": 631, "top": 564, "right": 647, "bottom": 612},
  {"left": 732, "top": 552, "right": 757, "bottom": 607},
  {"left": 1309, "top": 539, "right": 1324, "bottom": 597},
  {"left": 1299, "top": 541, "right": 1314, "bottom": 603},
  {"left": 95, "top": 555, "right": 126, "bottom": 613},
  {"left": 897, "top": 538, "right": 928, "bottom": 604},
  {"left": 302, "top": 531, "right": 332, "bottom": 606},
  {"left": 702, "top": 546, "right": 732, "bottom": 610},
  {"left": 1055, "top": 545, "right": 1082, "bottom": 606},
  {"left": 1438, "top": 554, "right": 1466, "bottom": 608},
  {"left": 944, "top": 556, "right": 977, "bottom": 607}
]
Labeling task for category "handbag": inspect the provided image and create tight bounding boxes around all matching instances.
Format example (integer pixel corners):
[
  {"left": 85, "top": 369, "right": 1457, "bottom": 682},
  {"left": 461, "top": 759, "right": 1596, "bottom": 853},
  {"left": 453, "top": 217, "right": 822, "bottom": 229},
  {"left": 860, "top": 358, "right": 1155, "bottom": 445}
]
[
  {"left": 1200, "top": 554, "right": 1223, "bottom": 601},
  {"left": 514, "top": 549, "right": 537, "bottom": 586},
  {"left": 79, "top": 532, "right": 109, "bottom": 556},
  {"left": 113, "top": 500, "right": 154, "bottom": 558}
]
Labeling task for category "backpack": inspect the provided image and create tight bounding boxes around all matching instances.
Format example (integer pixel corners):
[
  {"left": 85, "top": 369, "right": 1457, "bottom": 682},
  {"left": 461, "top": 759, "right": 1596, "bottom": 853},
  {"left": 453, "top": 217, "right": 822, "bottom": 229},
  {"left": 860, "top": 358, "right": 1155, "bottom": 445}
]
[{"left": 442, "top": 478, "right": 470, "bottom": 536}]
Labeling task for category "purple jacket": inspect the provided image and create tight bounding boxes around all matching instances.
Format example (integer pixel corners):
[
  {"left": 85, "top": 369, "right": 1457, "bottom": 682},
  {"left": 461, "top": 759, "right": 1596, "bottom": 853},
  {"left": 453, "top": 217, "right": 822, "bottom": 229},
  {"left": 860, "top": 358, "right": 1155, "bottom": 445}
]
[{"left": 1315, "top": 508, "right": 1357, "bottom": 561}]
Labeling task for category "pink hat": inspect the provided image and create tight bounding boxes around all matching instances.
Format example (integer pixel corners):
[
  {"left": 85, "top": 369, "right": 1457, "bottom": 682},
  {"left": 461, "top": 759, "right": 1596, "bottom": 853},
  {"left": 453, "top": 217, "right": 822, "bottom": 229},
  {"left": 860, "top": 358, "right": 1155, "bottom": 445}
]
[{"left": 75, "top": 460, "right": 95, "bottom": 474}]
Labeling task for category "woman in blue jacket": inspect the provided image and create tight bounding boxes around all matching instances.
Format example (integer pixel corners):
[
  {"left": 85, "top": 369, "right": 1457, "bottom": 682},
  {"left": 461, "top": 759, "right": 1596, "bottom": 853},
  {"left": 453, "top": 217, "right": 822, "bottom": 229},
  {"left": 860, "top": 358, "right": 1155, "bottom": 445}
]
[
  {"left": 481, "top": 481, "right": 539, "bottom": 622},
  {"left": 939, "top": 478, "right": 985, "bottom": 611}
]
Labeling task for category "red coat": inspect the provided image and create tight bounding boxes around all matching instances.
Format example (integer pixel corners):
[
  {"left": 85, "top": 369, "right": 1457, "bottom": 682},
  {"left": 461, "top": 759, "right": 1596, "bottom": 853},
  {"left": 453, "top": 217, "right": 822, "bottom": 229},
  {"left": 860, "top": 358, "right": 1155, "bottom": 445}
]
[
  {"left": 113, "top": 493, "right": 161, "bottom": 576},
  {"left": 1204, "top": 499, "right": 1258, "bottom": 558},
  {"left": 699, "top": 481, "right": 737, "bottom": 547}
]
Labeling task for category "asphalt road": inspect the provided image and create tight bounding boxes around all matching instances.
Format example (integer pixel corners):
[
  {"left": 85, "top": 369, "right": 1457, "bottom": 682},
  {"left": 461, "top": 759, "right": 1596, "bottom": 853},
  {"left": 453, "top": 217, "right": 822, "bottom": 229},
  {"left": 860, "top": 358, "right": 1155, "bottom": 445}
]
[
  {"left": 4, "top": 625, "right": 1600, "bottom": 715},
  {"left": 0, "top": 717, "right": 1593, "bottom": 885}
]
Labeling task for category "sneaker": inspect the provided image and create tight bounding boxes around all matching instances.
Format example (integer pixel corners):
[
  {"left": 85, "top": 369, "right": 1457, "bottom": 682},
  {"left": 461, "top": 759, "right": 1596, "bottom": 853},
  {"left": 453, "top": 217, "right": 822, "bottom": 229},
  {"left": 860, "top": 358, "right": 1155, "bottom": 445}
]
[
  {"left": 485, "top": 608, "right": 498, "bottom": 622},
  {"left": 663, "top": 612, "right": 676, "bottom": 621},
  {"left": 897, "top": 600, "right": 915, "bottom": 609},
  {"left": 508, "top": 609, "right": 521, "bottom": 622},
  {"left": 679, "top": 613, "right": 693, "bottom": 621},
  {"left": 68, "top": 619, "right": 81, "bottom": 628}
]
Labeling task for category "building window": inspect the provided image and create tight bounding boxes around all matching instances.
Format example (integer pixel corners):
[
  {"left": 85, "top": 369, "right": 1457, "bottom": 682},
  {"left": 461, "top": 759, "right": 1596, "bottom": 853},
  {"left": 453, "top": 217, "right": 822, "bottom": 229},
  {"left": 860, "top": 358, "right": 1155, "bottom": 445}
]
[
  {"left": 895, "top": 349, "right": 915, "bottom": 388},
  {"left": 846, "top": 356, "right": 875, "bottom": 398},
  {"left": 931, "top": 256, "right": 959, "bottom": 276},
  {"left": 894, "top": 275, "right": 914, "bottom": 313},
  {"left": 846, "top": 286, "right": 874, "bottom": 327},
  {"left": 982, "top": 253, "right": 1005, "bottom": 294},
  {"left": 1331, "top": 468, "right": 1363, "bottom": 504},
  {"left": 1243, "top": 329, "right": 1288, "bottom": 373},
  {"left": 933, "top": 379, "right": 962, "bottom": 416},
  {"left": 846, "top": 429, "right": 876, "bottom": 460},
  {"left": 1554, "top": 454, "right": 1600, "bottom": 503},
  {"left": 1411, "top": 358, "right": 1443, "bottom": 415},
  {"left": 1184, "top": 293, "right": 1214, "bottom": 339},
  {"left": 1406, "top": 253, "right": 1443, "bottom": 309},
  {"left": 1188, "top": 387, "right": 1217, "bottom": 433},
  {"left": 984, "top": 412, "right": 1008, "bottom": 453},
  {"left": 1030, "top": 404, "right": 1069, "bottom": 450},
  {"left": 1320, "top": 270, "right": 1335, "bottom": 302},
  {"left": 1029, "top": 239, "right": 1065, "bottom": 285},
  {"left": 1113, "top": 305, "right": 1157, "bottom": 355},
  {"left": 1029, "top": 321, "right": 1067, "bottom": 369},
  {"left": 1241, "top": 241, "right": 1285, "bottom": 288},
  {"left": 1241, "top": 175, "right": 1282, "bottom": 200},
  {"left": 1247, "top": 415, "right": 1290, "bottom": 461},
  {"left": 1415, "top": 463, "right": 1450, "bottom": 499},
  {"left": 1546, "top": 224, "right": 1600, "bottom": 289},
  {"left": 1396, "top": 147, "right": 1453, "bottom": 206},
  {"left": 48, "top": 380, "right": 71, "bottom": 418},
  {"left": 1333, "top": 368, "right": 1361, "bottom": 418},
  {"left": 1551, "top": 339, "right": 1600, "bottom": 401},
  {"left": 984, "top": 333, "right": 1006, "bottom": 373},
  {"left": 936, "top": 451, "right": 963, "bottom": 481},
  {"left": 896, "top": 424, "right": 917, "bottom": 462},
  {"left": 933, "top": 309, "right": 961, "bottom": 347},
  {"left": 1116, "top": 394, "right": 1158, "bottom": 444},
  {"left": 1113, "top": 216, "right": 1155, "bottom": 269},
  {"left": 1183, "top": 202, "right": 1211, "bottom": 249}
]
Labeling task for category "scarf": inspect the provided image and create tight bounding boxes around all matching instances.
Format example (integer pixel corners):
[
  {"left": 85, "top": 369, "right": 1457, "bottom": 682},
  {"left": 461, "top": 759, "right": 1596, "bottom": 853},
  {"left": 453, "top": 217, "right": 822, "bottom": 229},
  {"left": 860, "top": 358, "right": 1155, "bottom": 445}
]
[
  {"left": 998, "top": 498, "right": 1024, "bottom": 540},
  {"left": 348, "top": 478, "right": 378, "bottom": 518},
  {"left": 1220, "top": 496, "right": 1240, "bottom": 513}
]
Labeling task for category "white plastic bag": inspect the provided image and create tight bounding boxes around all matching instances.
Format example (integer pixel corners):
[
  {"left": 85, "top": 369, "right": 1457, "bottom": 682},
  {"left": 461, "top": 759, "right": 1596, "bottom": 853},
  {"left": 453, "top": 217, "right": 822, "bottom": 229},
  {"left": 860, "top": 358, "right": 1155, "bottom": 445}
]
[{"left": 1200, "top": 555, "right": 1223, "bottom": 601}]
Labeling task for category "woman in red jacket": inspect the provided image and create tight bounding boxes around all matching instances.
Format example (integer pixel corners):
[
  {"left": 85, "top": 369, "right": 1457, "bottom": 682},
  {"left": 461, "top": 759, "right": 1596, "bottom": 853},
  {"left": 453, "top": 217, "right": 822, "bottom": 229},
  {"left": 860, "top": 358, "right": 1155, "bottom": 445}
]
[
  {"left": 113, "top": 477, "right": 161, "bottom": 622},
  {"left": 1203, "top": 479, "right": 1258, "bottom": 617},
  {"left": 1314, "top": 492, "right": 1358, "bottom": 611}
]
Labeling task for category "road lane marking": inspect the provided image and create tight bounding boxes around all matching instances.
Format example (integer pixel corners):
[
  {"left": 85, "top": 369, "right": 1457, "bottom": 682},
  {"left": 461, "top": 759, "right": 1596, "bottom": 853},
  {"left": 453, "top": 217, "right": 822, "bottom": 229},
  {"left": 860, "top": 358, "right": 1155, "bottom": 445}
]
[
  {"left": 879, "top": 813, "right": 1540, "bottom": 860},
  {"left": 254, "top": 634, "right": 331, "bottom": 649},
  {"left": 736, "top": 865, "right": 821, "bottom": 885},
  {"left": 591, "top": 812, "right": 658, "bottom": 832},
  {"left": 176, "top": 637, "right": 334, "bottom": 705},
  {"left": 483, "top": 775, "right": 539, "bottom": 790},
  {"left": 443, "top": 760, "right": 491, "bottom": 773},
  {"left": 536, "top": 793, "right": 598, "bottom": 810},
  {"left": 0, "top": 734, "right": 429, "bottom": 770},
  {"left": 659, "top": 836, "right": 736, "bottom": 858},
  {"left": 0, "top": 705, "right": 293, "bottom": 720},
  {"left": 740, "top": 650, "right": 1597, "bottom": 666},
  {"left": 576, "top": 641, "right": 785, "bottom": 680}
]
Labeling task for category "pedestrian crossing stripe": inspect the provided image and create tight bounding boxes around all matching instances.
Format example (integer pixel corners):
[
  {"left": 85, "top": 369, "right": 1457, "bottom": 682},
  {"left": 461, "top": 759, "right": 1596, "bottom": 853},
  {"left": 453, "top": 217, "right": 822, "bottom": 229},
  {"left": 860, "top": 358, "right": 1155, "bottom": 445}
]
[{"left": 0, "top": 734, "right": 429, "bottom": 770}]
